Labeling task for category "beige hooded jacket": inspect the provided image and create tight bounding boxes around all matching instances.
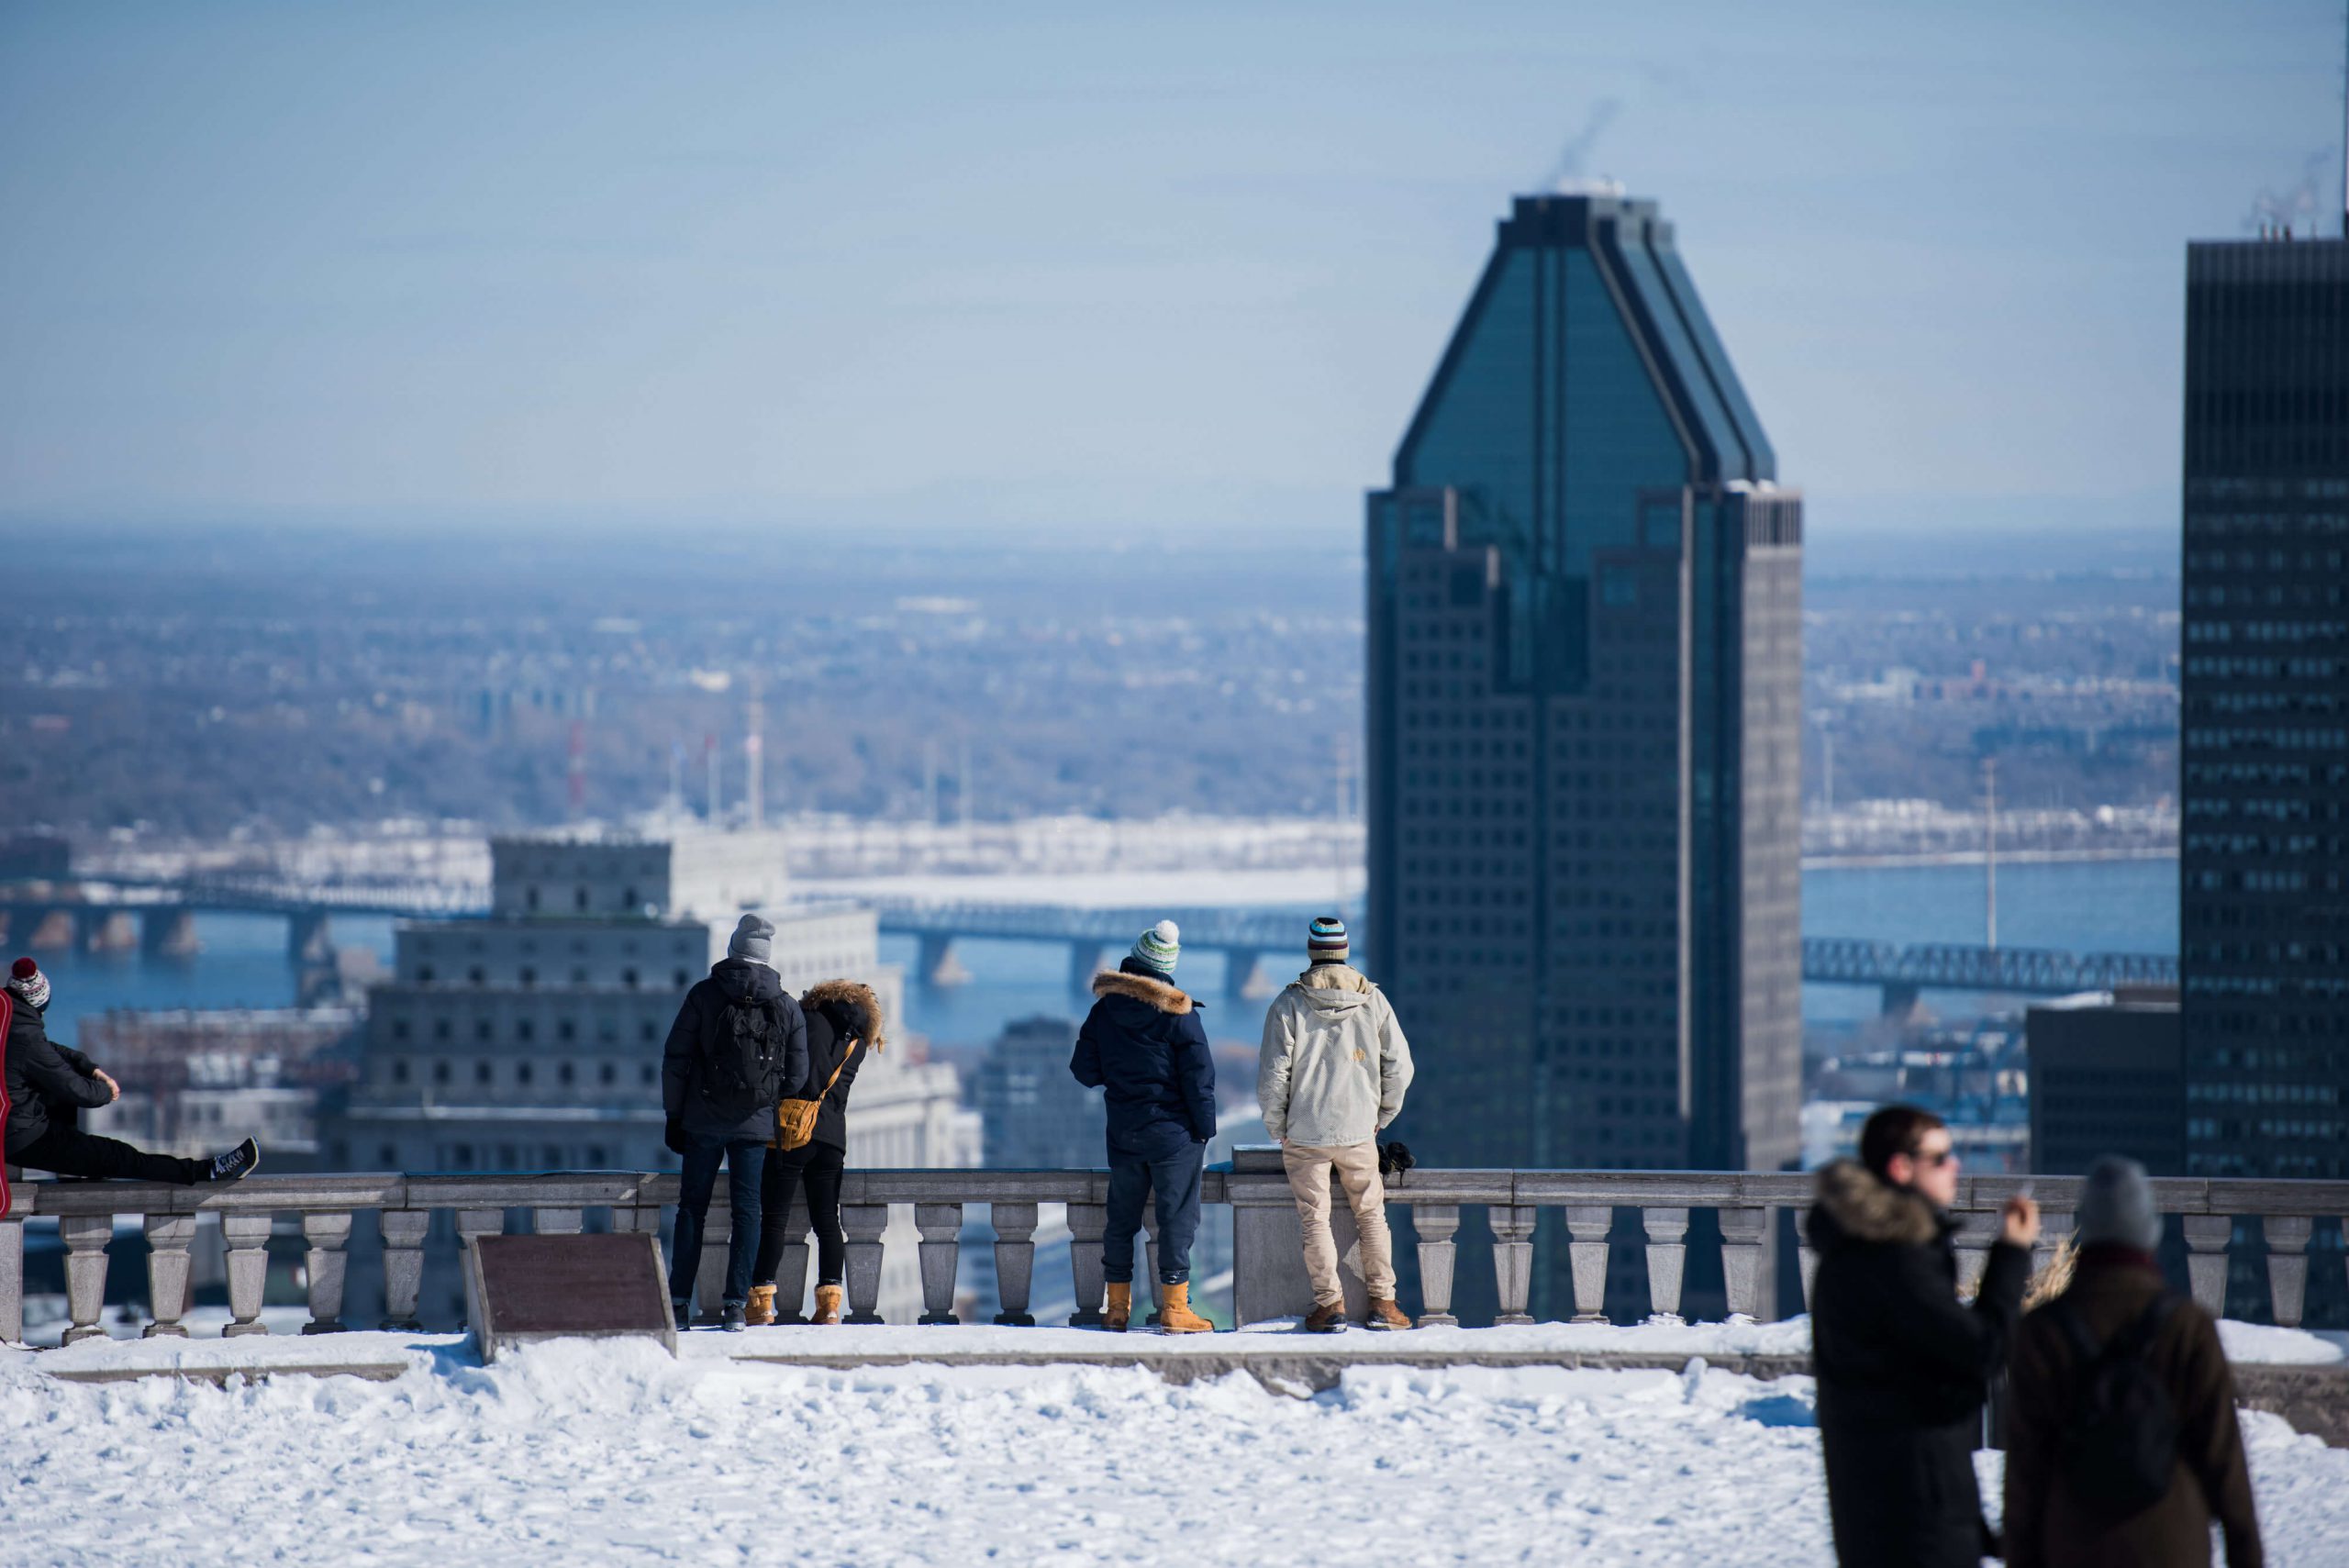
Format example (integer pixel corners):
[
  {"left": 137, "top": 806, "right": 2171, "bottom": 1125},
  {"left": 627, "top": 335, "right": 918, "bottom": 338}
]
[{"left": 1255, "top": 964, "right": 1414, "bottom": 1148}]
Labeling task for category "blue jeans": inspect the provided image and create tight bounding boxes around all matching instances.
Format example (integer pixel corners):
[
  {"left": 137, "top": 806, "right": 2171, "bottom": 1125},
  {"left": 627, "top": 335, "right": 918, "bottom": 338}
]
[
  {"left": 669, "top": 1135, "right": 768, "bottom": 1310},
  {"left": 1103, "top": 1138, "right": 1204, "bottom": 1286}
]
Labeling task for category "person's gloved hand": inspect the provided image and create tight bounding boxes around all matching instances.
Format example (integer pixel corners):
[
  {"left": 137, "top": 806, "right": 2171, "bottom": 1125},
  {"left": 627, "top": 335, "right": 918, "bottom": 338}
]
[
  {"left": 663, "top": 1115, "right": 692, "bottom": 1156},
  {"left": 1378, "top": 1140, "right": 1416, "bottom": 1177}
]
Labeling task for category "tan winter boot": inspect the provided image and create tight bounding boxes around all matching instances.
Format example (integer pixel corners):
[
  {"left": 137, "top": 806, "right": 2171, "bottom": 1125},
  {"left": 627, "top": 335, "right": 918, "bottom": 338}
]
[
  {"left": 745, "top": 1284, "right": 777, "bottom": 1327},
  {"left": 1366, "top": 1296, "right": 1412, "bottom": 1331},
  {"left": 1157, "top": 1281, "right": 1213, "bottom": 1334},
  {"left": 1103, "top": 1282, "right": 1132, "bottom": 1332},
  {"left": 811, "top": 1284, "right": 844, "bottom": 1325},
  {"left": 1302, "top": 1300, "right": 1348, "bottom": 1334}
]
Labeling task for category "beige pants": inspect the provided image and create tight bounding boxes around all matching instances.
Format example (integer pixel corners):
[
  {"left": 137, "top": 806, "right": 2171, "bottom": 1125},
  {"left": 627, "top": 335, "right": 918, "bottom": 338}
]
[{"left": 1282, "top": 1140, "right": 1396, "bottom": 1306}]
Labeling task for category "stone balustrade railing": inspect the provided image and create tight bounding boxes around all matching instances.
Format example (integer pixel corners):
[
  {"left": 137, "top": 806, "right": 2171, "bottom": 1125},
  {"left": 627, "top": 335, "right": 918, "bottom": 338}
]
[{"left": 4, "top": 1154, "right": 2345, "bottom": 1345}]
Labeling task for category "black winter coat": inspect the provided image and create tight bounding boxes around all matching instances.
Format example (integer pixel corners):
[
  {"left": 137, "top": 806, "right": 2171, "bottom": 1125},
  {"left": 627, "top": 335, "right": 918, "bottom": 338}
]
[
  {"left": 5, "top": 999, "right": 111, "bottom": 1155},
  {"left": 1070, "top": 965, "right": 1216, "bottom": 1158},
  {"left": 791, "top": 979, "right": 879, "bottom": 1154},
  {"left": 661, "top": 959, "right": 807, "bottom": 1142},
  {"left": 1808, "top": 1158, "right": 2029, "bottom": 1568}
]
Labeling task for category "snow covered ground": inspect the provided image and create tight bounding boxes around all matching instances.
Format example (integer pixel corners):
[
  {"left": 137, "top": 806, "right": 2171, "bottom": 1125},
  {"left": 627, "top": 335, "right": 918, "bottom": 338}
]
[{"left": 5, "top": 1331, "right": 2348, "bottom": 1567}]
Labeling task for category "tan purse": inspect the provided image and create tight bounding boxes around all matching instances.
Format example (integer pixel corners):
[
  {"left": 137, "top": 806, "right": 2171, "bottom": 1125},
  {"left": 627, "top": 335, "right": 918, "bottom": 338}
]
[{"left": 773, "top": 1040, "right": 858, "bottom": 1151}]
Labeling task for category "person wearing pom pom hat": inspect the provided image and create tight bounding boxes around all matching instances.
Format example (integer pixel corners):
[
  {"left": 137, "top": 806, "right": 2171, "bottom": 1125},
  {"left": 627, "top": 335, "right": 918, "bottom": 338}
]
[
  {"left": 1070, "top": 920, "right": 1217, "bottom": 1333},
  {"left": 4, "top": 958, "right": 260, "bottom": 1186}
]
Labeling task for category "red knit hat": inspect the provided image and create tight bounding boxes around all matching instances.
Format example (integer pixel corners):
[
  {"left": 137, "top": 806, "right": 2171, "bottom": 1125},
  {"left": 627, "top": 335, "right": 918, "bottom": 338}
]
[
  {"left": 9, "top": 957, "right": 35, "bottom": 982},
  {"left": 6, "top": 956, "right": 46, "bottom": 1007}
]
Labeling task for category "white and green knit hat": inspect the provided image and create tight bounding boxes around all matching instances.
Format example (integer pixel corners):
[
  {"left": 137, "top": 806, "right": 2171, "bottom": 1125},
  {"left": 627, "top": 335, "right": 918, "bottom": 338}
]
[{"left": 1130, "top": 919, "right": 1181, "bottom": 976}]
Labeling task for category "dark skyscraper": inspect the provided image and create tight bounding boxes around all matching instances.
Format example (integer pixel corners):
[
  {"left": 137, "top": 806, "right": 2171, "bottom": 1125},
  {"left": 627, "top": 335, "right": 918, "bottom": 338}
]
[
  {"left": 2179, "top": 233, "right": 2349, "bottom": 1183},
  {"left": 1366, "top": 192, "right": 1801, "bottom": 1318}
]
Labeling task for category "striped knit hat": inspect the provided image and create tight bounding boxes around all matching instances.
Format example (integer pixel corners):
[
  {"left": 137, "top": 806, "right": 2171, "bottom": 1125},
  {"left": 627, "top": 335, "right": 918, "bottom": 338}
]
[
  {"left": 1130, "top": 919, "right": 1181, "bottom": 976},
  {"left": 7, "top": 956, "right": 48, "bottom": 1010},
  {"left": 1308, "top": 916, "right": 1349, "bottom": 965}
]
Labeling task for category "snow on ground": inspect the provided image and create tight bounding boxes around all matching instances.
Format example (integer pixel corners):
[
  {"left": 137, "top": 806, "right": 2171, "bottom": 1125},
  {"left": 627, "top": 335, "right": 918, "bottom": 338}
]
[{"left": 5, "top": 1332, "right": 2349, "bottom": 1567}]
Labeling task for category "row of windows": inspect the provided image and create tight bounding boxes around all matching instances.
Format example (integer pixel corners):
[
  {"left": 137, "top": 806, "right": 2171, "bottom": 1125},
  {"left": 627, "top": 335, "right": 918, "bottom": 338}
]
[
  {"left": 384, "top": 1057, "right": 659, "bottom": 1090},
  {"left": 2187, "top": 1081, "right": 2342, "bottom": 1105},
  {"left": 2184, "top": 655, "right": 2344, "bottom": 680},
  {"left": 2185, "top": 548, "right": 2349, "bottom": 572},
  {"left": 2184, "top": 832, "right": 2343, "bottom": 855},
  {"left": 2183, "top": 727, "right": 2349, "bottom": 751},
  {"left": 2186, "top": 1118, "right": 2348, "bottom": 1143},
  {"left": 412, "top": 965, "right": 690, "bottom": 990},
  {"left": 2186, "top": 795, "right": 2343, "bottom": 822},
  {"left": 390, "top": 1018, "right": 663, "bottom": 1045},
  {"left": 2188, "top": 692, "right": 2343, "bottom": 717},
  {"left": 2186, "top": 620, "right": 2349, "bottom": 644}
]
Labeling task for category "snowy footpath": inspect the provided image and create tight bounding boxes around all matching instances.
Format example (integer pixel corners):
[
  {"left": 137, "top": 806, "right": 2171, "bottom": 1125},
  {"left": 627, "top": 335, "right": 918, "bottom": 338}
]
[{"left": 6, "top": 1332, "right": 2349, "bottom": 1567}]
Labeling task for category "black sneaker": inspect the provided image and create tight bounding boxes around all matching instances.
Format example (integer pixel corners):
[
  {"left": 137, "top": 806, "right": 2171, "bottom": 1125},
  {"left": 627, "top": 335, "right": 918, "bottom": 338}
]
[
  {"left": 721, "top": 1302, "right": 748, "bottom": 1333},
  {"left": 672, "top": 1300, "right": 692, "bottom": 1328},
  {"left": 205, "top": 1138, "right": 261, "bottom": 1184}
]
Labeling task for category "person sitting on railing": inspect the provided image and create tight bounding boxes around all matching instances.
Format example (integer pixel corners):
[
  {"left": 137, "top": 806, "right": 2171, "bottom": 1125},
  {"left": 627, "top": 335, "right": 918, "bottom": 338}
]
[
  {"left": 4, "top": 958, "right": 260, "bottom": 1185},
  {"left": 1255, "top": 915, "right": 1415, "bottom": 1333},
  {"left": 1070, "top": 919, "right": 1216, "bottom": 1334},
  {"left": 1809, "top": 1103, "right": 2039, "bottom": 1568},
  {"left": 661, "top": 915, "right": 808, "bottom": 1332},
  {"left": 745, "top": 978, "right": 885, "bottom": 1328}
]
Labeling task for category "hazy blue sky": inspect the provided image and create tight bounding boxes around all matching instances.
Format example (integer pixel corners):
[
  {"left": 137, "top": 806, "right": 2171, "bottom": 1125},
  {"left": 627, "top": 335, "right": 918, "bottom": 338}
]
[{"left": 2, "top": 1, "right": 2343, "bottom": 550}]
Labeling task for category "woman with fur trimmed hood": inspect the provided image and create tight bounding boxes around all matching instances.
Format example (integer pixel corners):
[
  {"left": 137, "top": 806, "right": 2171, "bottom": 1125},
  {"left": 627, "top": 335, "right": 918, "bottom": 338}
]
[
  {"left": 1069, "top": 920, "right": 1217, "bottom": 1334},
  {"left": 745, "top": 979, "right": 884, "bottom": 1326}
]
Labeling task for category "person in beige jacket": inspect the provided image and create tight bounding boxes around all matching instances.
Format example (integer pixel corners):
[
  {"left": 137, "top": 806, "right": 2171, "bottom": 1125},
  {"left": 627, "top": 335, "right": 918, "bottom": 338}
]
[{"left": 1256, "top": 916, "right": 1415, "bottom": 1331}]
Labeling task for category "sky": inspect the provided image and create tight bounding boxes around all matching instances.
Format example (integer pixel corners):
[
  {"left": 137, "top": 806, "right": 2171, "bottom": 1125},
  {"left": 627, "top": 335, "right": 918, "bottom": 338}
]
[{"left": 1, "top": 0, "right": 2343, "bottom": 553}]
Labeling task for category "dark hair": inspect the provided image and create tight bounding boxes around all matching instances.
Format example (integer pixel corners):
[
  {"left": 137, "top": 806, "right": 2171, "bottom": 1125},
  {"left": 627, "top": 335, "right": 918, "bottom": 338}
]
[{"left": 1859, "top": 1104, "right": 1947, "bottom": 1181}]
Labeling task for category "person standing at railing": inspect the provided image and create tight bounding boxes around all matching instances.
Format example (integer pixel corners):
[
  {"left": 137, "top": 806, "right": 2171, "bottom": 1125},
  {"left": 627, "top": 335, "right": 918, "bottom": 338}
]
[
  {"left": 4, "top": 957, "right": 260, "bottom": 1187},
  {"left": 745, "top": 978, "right": 884, "bottom": 1328},
  {"left": 1069, "top": 919, "right": 1216, "bottom": 1334},
  {"left": 1255, "top": 916, "right": 1415, "bottom": 1333},
  {"left": 1809, "top": 1103, "right": 2040, "bottom": 1568},
  {"left": 661, "top": 915, "right": 807, "bottom": 1332},
  {"left": 2002, "top": 1156, "right": 2263, "bottom": 1568}
]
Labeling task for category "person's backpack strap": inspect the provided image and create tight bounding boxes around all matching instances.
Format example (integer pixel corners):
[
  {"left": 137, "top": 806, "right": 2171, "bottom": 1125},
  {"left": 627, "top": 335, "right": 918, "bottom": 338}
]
[{"left": 2053, "top": 1291, "right": 2180, "bottom": 1370}]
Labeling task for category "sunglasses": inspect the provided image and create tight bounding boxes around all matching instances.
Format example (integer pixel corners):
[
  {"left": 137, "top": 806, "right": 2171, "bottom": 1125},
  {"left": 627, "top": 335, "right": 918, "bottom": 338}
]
[{"left": 1909, "top": 1147, "right": 1958, "bottom": 1170}]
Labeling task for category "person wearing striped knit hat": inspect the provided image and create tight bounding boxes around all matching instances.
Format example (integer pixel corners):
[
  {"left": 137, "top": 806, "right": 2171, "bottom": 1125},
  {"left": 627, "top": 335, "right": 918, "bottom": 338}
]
[
  {"left": 1069, "top": 919, "right": 1217, "bottom": 1333},
  {"left": 1257, "top": 916, "right": 1416, "bottom": 1331}
]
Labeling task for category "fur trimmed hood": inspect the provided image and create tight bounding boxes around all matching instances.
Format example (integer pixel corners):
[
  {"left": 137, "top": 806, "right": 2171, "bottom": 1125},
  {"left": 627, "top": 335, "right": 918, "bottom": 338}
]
[
  {"left": 1810, "top": 1157, "right": 1942, "bottom": 1248},
  {"left": 1091, "top": 970, "right": 1195, "bottom": 1015},
  {"left": 802, "top": 978, "right": 885, "bottom": 1051}
]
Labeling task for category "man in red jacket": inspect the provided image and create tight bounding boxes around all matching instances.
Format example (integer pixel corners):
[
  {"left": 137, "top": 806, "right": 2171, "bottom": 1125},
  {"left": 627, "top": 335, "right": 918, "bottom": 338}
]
[{"left": 3, "top": 959, "right": 259, "bottom": 1185}]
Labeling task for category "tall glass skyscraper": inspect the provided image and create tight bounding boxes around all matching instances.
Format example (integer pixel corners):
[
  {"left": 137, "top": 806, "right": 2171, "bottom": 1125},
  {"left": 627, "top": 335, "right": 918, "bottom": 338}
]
[
  {"left": 2179, "top": 233, "right": 2349, "bottom": 1184},
  {"left": 1367, "top": 193, "right": 1801, "bottom": 1318}
]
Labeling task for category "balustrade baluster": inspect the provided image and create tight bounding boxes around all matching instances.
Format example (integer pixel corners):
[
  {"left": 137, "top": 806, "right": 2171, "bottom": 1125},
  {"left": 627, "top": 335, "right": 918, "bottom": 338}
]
[
  {"left": 991, "top": 1202, "right": 1039, "bottom": 1326},
  {"left": 534, "top": 1207, "right": 584, "bottom": 1237},
  {"left": 915, "top": 1203, "right": 963, "bottom": 1324},
  {"left": 1565, "top": 1206, "right": 1612, "bottom": 1324},
  {"left": 2264, "top": 1215, "right": 2313, "bottom": 1329},
  {"left": 768, "top": 1201, "right": 812, "bottom": 1324},
  {"left": 841, "top": 1204, "right": 890, "bottom": 1323},
  {"left": 300, "top": 1211, "right": 353, "bottom": 1334},
  {"left": 221, "top": 1213, "right": 273, "bottom": 1337},
  {"left": 1798, "top": 1242, "right": 1820, "bottom": 1314},
  {"left": 694, "top": 1195, "right": 732, "bottom": 1326},
  {"left": 1412, "top": 1204, "right": 1461, "bottom": 1328},
  {"left": 379, "top": 1210, "right": 432, "bottom": 1331},
  {"left": 1716, "top": 1207, "right": 1769, "bottom": 1321},
  {"left": 1642, "top": 1207, "right": 1689, "bottom": 1321},
  {"left": 1950, "top": 1211, "right": 2000, "bottom": 1300},
  {"left": 0, "top": 1204, "right": 24, "bottom": 1345},
  {"left": 2184, "top": 1214, "right": 2232, "bottom": 1318},
  {"left": 142, "top": 1211, "right": 197, "bottom": 1338},
  {"left": 1066, "top": 1202, "right": 1108, "bottom": 1327},
  {"left": 61, "top": 1213, "right": 112, "bottom": 1344},
  {"left": 1491, "top": 1206, "right": 1537, "bottom": 1325}
]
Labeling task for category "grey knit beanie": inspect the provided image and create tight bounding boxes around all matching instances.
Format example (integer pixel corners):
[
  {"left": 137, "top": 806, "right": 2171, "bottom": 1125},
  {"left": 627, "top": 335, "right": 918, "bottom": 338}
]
[
  {"left": 2076, "top": 1155, "right": 2162, "bottom": 1251},
  {"left": 728, "top": 913, "right": 775, "bottom": 965}
]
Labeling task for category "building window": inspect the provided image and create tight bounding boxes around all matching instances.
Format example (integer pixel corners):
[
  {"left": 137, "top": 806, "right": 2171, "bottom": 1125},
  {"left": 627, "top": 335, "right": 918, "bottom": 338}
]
[
  {"left": 518, "top": 1062, "right": 534, "bottom": 1085},
  {"left": 558, "top": 1019, "right": 576, "bottom": 1043},
  {"left": 526, "top": 885, "right": 540, "bottom": 911},
  {"left": 434, "top": 1019, "right": 451, "bottom": 1042},
  {"left": 378, "top": 1144, "right": 398, "bottom": 1167},
  {"left": 476, "top": 1020, "right": 494, "bottom": 1043},
  {"left": 476, "top": 1062, "right": 494, "bottom": 1085},
  {"left": 392, "top": 1019, "right": 410, "bottom": 1041},
  {"left": 558, "top": 1062, "right": 574, "bottom": 1085},
  {"left": 575, "top": 887, "right": 590, "bottom": 911},
  {"left": 417, "top": 965, "right": 435, "bottom": 984},
  {"left": 517, "top": 1019, "right": 535, "bottom": 1043},
  {"left": 600, "top": 1062, "right": 618, "bottom": 1085},
  {"left": 519, "top": 967, "right": 535, "bottom": 988},
  {"left": 640, "top": 1063, "right": 656, "bottom": 1085},
  {"left": 392, "top": 1060, "right": 410, "bottom": 1084},
  {"left": 433, "top": 1061, "right": 451, "bottom": 1085},
  {"left": 623, "top": 968, "right": 639, "bottom": 988}
]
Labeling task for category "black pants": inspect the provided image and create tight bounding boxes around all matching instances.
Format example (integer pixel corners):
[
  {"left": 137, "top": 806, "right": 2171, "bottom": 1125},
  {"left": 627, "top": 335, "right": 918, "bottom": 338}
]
[
  {"left": 754, "top": 1140, "right": 847, "bottom": 1287},
  {"left": 10, "top": 1123, "right": 205, "bottom": 1185}
]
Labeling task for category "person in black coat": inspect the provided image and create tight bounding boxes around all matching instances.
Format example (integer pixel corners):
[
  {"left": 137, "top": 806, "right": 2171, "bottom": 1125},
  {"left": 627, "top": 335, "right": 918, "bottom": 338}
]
[
  {"left": 1070, "top": 920, "right": 1216, "bottom": 1333},
  {"left": 746, "top": 978, "right": 882, "bottom": 1326},
  {"left": 659, "top": 916, "right": 807, "bottom": 1330},
  {"left": 4, "top": 958, "right": 258, "bottom": 1185},
  {"left": 1809, "top": 1104, "right": 2040, "bottom": 1568}
]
